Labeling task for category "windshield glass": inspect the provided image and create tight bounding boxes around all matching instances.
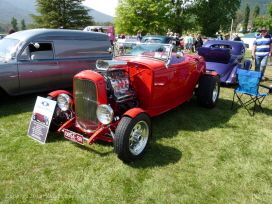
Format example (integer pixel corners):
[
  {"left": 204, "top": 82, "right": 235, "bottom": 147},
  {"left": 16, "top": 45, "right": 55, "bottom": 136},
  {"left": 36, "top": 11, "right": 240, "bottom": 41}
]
[
  {"left": 0, "top": 38, "right": 20, "bottom": 60},
  {"left": 114, "top": 42, "right": 173, "bottom": 61}
]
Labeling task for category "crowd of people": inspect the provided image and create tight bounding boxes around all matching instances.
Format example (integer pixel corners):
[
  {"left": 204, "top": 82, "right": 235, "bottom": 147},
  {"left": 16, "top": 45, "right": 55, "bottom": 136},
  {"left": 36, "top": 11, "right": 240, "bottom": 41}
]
[
  {"left": 166, "top": 29, "right": 272, "bottom": 81},
  {"left": 6, "top": 25, "right": 272, "bottom": 81},
  {"left": 90, "top": 26, "right": 272, "bottom": 81}
]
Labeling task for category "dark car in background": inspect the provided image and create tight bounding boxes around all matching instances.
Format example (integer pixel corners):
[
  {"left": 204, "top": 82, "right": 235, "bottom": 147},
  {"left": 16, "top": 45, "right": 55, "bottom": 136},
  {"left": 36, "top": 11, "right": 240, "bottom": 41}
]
[
  {"left": 141, "top": 35, "right": 175, "bottom": 44},
  {"left": 141, "top": 35, "right": 182, "bottom": 50},
  {"left": 198, "top": 40, "right": 251, "bottom": 84},
  {"left": 0, "top": 29, "right": 112, "bottom": 96}
]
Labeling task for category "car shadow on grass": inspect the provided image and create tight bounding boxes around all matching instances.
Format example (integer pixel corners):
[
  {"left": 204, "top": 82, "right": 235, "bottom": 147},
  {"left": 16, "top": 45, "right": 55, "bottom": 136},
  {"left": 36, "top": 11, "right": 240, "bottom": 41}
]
[
  {"left": 44, "top": 96, "right": 236, "bottom": 167},
  {"left": 0, "top": 89, "right": 73, "bottom": 118},
  {"left": 46, "top": 128, "right": 182, "bottom": 167},
  {"left": 151, "top": 97, "right": 234, "bottom": 141},
  {"left": 0, "top": 93, "right": 39, "bottom": 117}
]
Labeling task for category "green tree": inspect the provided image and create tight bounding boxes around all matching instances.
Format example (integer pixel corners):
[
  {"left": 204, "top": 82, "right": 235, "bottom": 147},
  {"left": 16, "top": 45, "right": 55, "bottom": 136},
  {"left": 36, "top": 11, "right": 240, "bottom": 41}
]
[
  {"left": 10, "top": 17, "right": 18, "bottom": 31},
  {"left": 194, "top": 0, "right": 241, "bottom": 36},
  {"left": 254, "top": 2, "right": 272, "bottom": 31},
  {"left": 242, "top": 3, "right": 250, "bottom": 33},
  {"left": 251, "top": 3, "right": 260, "bottom": 32},
  {"left": 266, "top": 2, "right": 272, "bottom": 31},
  {"left": 114, "top": 0, "right": 171, "bottom": 35},
  {"left": 21, "top": 19, "right": 26, "bottom": 30},
  {"left": 233, "top": 10, "right": 244, "bottom": 32},
  {"left": 114, "top": 0, "right": 198, "bottom": 36},
  {"left": 30, "top": 0, "right": 93, "bottom": 29},
  {"left": 167, "top": 0, "right": 194, "bottom": 35}
]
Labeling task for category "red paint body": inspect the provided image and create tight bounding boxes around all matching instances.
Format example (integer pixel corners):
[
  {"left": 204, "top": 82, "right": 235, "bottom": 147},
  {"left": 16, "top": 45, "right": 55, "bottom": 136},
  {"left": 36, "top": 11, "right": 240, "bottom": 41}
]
[{"left": 49, "top": 53, "right": 216, "bottom": 145}]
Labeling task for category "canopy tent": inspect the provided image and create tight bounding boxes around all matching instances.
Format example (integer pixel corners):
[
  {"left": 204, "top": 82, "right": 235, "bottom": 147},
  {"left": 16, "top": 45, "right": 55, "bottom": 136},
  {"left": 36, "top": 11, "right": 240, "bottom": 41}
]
[
  {"left": 240, "top": 32, "right": 259, "bottom": 50},
  {"left": 241, "top": 32, "right": 259, "bottom": 38}
]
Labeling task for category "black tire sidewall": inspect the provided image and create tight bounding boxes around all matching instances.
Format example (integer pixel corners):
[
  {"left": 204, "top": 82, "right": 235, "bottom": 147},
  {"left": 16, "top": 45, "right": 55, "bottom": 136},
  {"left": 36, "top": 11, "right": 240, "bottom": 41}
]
[
  {"left": 197, "top": 75, "right": 220, "bottom": 109},
  {"left": 114, "top": 113, "right": 151, "bottom": 163}
]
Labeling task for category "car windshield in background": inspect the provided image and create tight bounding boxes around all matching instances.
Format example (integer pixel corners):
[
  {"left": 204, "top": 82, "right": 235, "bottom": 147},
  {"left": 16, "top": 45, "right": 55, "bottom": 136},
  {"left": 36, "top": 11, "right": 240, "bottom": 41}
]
[
  {"left": 210, "top": 44, "right": 233, "bottom": 50},
  {"left": 0, "top": 38, "right": 20, "bottom": 60},
  {"left": 114, "top": 43, "right": 172, "bottom": 61},
  {"left": 143, "top": 39, "right": 162, "bottom": 43}
]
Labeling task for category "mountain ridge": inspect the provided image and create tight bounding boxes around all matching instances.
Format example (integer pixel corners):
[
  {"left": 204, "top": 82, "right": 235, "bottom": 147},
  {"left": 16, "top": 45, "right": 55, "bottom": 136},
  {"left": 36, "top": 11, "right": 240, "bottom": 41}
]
[
  {"left": 0, "top": 0, "right": 114, "bottom": 24},
  {"left": 240, "top": 0, "right": 270, "bottom": 15},
  {"left": 1, "top": 0, "right": 270, "bottom": 25}
]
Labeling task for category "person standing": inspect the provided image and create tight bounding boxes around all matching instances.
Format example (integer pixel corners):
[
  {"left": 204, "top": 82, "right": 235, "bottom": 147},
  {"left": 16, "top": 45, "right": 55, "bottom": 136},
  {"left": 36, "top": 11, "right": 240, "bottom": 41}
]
[
  {"left": 194, "top": 33, "right": 203, "bottom": 53},
  {"left": 175, "top": 33, "right": 181, "bottom": 51},
  {"left": 252, "top": 27, "right": 272, "bottom": 79},
  {"left": 192, "top": 35, "right": 196, "bottom": 52},
  {"left": 216, "top": 34, "right": 223, "bottom": 40},
  {"left": 233, "top": 33, "right": 242, "bottom": 41},
  {"left": 224, "top": 33, "right": 230, "bottom": 40},
  {"left": 137, "top": 30, "right": 142, "bottom": 42},
  {"left": 183, "top": 34, "right": 189, "bottom": 51},
  {"left": 187, "top": 34, "right": 193, "bottom": 52},
  {"left": 106, "top": 26, "right": 115, "bottom": 45}
]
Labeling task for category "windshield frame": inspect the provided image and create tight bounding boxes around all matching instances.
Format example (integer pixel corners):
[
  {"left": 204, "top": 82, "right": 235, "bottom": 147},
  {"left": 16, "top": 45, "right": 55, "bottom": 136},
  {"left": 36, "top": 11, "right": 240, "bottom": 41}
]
[{"left": 113, "top": 42, "right": 174, "bottom": 62}]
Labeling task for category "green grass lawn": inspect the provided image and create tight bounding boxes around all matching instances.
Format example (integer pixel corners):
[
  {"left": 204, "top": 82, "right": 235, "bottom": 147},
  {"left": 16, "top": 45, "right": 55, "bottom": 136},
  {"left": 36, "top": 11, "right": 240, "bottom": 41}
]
[{"left": 1, "top": 51, "right": 272, "bottom": 203}]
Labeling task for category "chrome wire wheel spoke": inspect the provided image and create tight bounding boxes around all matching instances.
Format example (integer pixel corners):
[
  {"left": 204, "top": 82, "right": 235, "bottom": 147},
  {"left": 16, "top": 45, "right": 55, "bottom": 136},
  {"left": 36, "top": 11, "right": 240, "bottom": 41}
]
[
  {"left": 212, "top": 82, "right": 219, "bottom": 102},
  {"left": 129, "top": 121, "right": 149, "bottom": 155}
]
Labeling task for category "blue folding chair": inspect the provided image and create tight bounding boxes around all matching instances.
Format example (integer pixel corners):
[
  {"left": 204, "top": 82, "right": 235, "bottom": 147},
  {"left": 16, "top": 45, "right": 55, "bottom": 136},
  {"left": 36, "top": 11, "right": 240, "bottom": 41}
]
[{"left": 231, "top": 69, "right": 271, "bottom": 116}]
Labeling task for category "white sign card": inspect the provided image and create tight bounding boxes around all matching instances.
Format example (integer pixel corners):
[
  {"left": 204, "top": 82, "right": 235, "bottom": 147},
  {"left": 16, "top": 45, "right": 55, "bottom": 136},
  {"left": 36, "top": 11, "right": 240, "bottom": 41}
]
[{"left": 27, "top": 96, "right": 56, "bottom": 144}]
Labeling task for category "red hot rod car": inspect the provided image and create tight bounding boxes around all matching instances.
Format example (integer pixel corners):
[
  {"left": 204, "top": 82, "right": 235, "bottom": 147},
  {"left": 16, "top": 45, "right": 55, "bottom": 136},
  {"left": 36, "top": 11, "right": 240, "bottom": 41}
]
[{"left": 47, "top": 43, "right": 220, "bottom": 162}]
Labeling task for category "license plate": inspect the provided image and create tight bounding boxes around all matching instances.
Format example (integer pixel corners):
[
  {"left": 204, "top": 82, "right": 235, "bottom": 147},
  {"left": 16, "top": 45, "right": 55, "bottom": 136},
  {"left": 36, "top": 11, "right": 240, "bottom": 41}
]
[{"left": 63, "top": 129, "right": 84, "bottom": 145}]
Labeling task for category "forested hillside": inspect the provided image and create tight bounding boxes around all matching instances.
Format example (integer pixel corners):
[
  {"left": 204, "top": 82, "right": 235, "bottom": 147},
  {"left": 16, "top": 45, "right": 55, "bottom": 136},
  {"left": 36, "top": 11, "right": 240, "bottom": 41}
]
[
  {"left": 240, "top": 0, "right": 270, "bottom": 14},
  {"left": 0, "top": 0, "right": 113, "bottom": 25}
]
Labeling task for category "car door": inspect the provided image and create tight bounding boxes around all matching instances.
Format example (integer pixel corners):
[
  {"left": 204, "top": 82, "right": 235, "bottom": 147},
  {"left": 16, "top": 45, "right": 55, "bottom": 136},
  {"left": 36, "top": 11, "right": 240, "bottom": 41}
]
[
  {"left": 17, "top": 43, "right": 61, "bottom": 94},
  {"left": 166, "top": 58, "right": 199, "bottom": 103}
]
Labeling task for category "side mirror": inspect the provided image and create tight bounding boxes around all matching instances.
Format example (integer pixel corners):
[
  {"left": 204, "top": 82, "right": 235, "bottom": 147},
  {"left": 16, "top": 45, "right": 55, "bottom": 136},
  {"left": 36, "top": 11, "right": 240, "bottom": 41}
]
[{"left": 33, "top": 43, "right": 40, "bottom": 49}]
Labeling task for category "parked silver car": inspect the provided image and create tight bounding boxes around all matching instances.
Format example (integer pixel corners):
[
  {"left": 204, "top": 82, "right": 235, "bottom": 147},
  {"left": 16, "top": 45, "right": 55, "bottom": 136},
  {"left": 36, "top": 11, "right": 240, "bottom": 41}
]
[{"left": 0, "top": 29, "right": 112, "bottom": 96}]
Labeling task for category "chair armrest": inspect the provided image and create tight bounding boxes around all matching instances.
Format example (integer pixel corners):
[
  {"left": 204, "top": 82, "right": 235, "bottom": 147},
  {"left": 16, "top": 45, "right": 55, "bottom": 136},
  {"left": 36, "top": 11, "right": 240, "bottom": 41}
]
[{"left": 260, "top": 84, "right": 272, "bottom": 93}]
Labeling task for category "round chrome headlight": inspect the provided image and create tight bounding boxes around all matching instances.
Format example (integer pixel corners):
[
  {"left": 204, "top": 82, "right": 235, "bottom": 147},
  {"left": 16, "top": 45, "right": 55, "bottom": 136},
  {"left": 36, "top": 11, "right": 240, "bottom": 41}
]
[
  {"left": 96, "top": 104, "right": 114, "bottom": 125},
  {"left": 57, "top": 94, "right": 72, "bottom": 111}
]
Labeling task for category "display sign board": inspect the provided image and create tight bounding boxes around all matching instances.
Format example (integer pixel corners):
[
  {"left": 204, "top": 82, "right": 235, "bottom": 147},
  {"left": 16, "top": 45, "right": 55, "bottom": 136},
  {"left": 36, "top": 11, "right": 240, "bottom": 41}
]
[{"left": 27, "top": 96, "right": 56, "bottom": 144}]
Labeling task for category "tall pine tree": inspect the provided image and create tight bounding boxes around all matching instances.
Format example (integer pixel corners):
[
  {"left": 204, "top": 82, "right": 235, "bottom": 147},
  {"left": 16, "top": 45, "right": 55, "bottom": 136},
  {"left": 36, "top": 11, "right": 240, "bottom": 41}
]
[
  {"left": 30, "top": 0, "right": 93, "bottom": 29},
  {"left": 10, "top": 17, "right": 18, "bottom": 31},
  {"left": 252, "top": 4, "right": 260, "bottom": 32},
  {"left": 242, "top": 3, "right": 250, "bottom": 33}
]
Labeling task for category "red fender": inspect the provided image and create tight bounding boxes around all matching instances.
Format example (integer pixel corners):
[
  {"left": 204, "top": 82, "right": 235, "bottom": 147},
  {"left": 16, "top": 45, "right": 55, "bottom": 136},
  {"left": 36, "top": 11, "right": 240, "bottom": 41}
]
[
  {"left": 123, "top": 107, "right": 148, "bottom": 118},
  {"left": 48, "top": 90, "right": 73, "bottom": 98}
]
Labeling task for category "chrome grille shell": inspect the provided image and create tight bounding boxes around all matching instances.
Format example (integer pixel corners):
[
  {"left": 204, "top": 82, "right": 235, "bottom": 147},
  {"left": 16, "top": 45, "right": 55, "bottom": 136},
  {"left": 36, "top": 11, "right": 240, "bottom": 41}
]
[{"left": 74, "top": 78, "right": 98, "bottom": 132}]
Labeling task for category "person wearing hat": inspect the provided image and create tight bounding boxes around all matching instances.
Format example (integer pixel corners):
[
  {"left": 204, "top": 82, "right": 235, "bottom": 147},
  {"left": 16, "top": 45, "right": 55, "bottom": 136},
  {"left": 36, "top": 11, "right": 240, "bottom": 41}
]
[
  {"left": 252, "top": 27, "right": 272, "bottom": 79},
  {"left": 224, "top": 33, "right": 230, "bottom": 40}
]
